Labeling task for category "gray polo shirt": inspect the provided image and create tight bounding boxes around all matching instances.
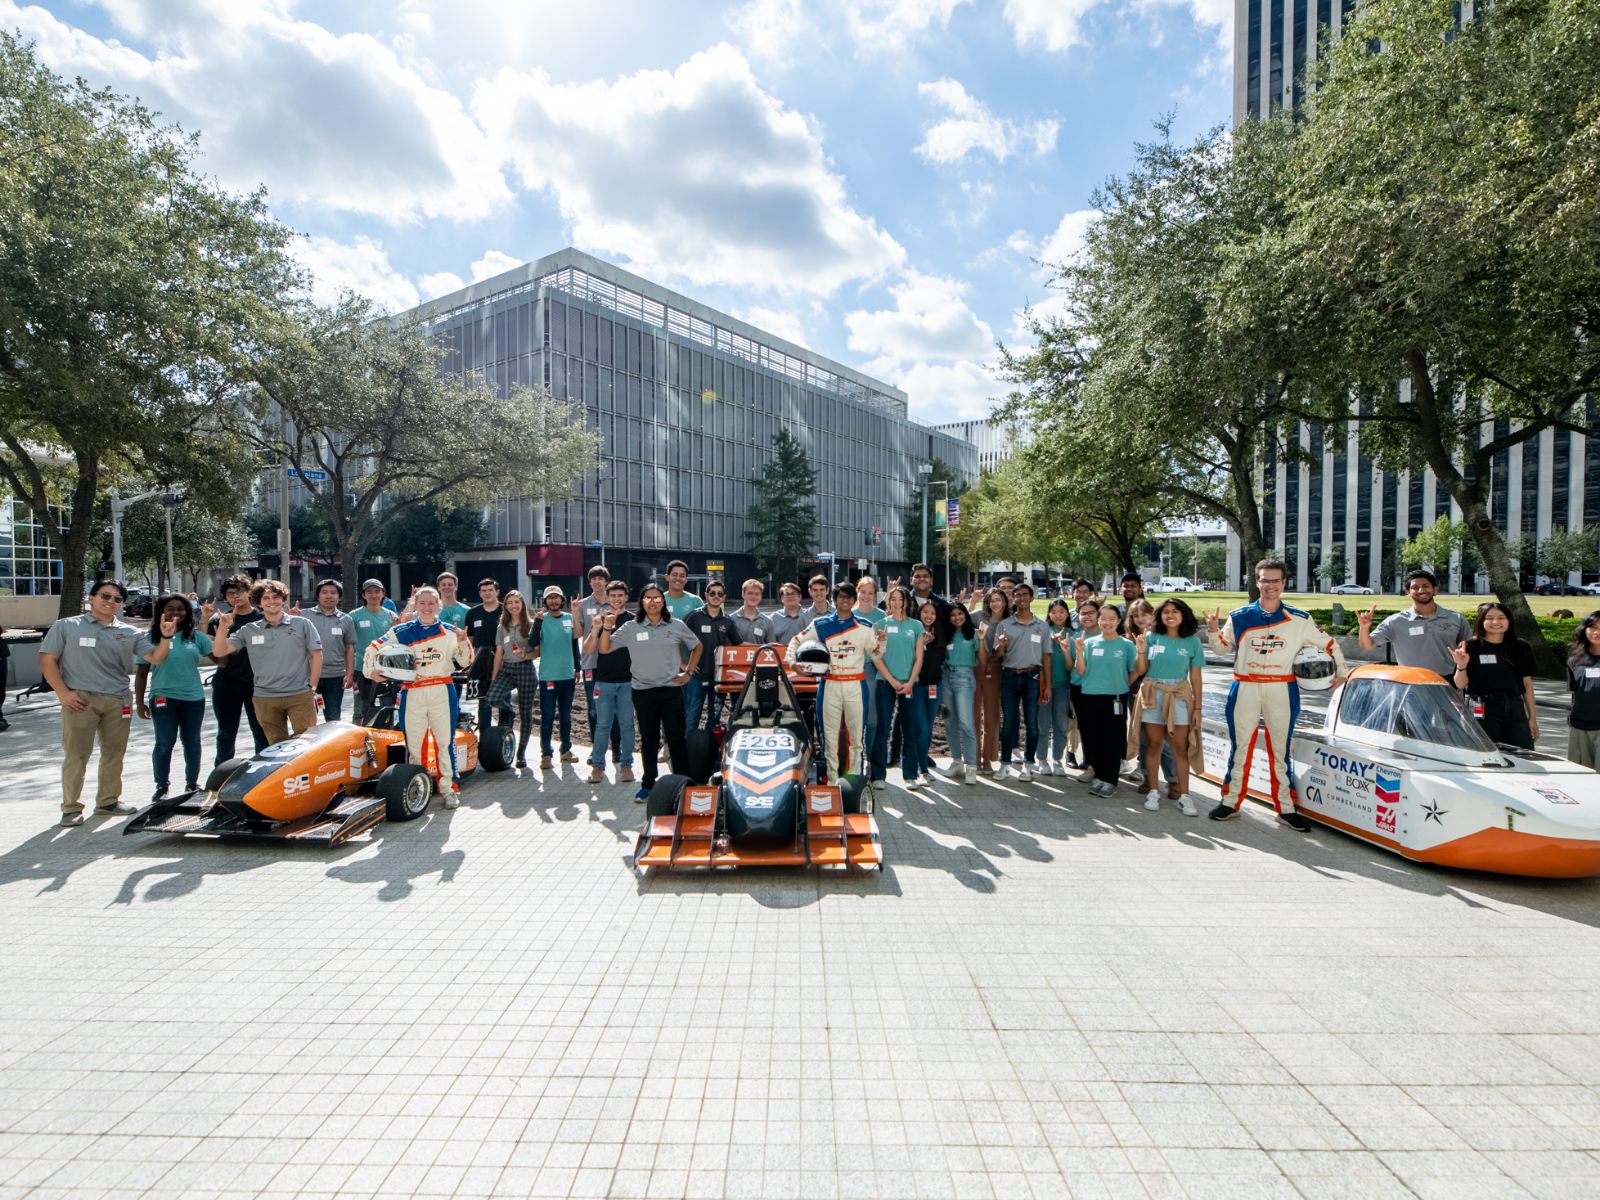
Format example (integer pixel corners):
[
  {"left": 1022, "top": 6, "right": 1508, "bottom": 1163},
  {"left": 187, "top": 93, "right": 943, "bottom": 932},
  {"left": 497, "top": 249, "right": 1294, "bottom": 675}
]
[
  {"left": 623, "top": 617, "right": 700, "bottom": 689},
  {"left": 800, "top": 604, "right": 831, "bottom": 632},
  {"left": 729, "top": 608, "right": 774, "bottom": 644},
  {"left": 995, "top": 615, "right": 1049, "bottom": 670},
  {"left": 226, "top": 614, "right": 322, "bottom": 698},
  {"left": 768, "top": 609, "right": 808, "bottom": 648},
  {"left": 1372, "top": 607, "right": 1471, "bottom": 676},
  {"left": 575, "top": 593, "right": 608, "bottom": 671},
  {"left": 303, "top": 608, "right": 356, "bottom": 678},
  {"left": 41, "top": 613, "right": 140, "bottom": 694}
]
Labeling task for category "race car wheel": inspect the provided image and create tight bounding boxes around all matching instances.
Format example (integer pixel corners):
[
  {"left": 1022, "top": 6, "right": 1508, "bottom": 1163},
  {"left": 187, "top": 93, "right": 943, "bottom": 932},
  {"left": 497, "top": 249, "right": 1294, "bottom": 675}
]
[
  {"left": 645, "top": 773, "right": 691, "bottom": 819},
  {"left": 685, "top": 730, "right": 716, "bottom": 785},
  {"left": 839, "top": 773, "right": 869, "bottom": 815},
  {"left": 378, "top": 763, "right": 432, "bottom": 822},
  {"left": 204, "top": 758, "right": 250, "bottom": 793},
  {"left": 477, "top": 723, "right": 515, "bottom": 773}
]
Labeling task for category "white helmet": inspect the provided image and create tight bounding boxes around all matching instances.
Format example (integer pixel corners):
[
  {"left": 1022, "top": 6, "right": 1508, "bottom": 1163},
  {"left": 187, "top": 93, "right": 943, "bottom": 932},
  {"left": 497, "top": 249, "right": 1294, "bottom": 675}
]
[
  {"left": 375, "top": 644, "right": 418, "bottom": 682},
  {"left": 791, "top": 641, "right": 831, "bottom": 676},
  {"left": 1292, "top": 644, "right": 1336, "bottom": 691}
]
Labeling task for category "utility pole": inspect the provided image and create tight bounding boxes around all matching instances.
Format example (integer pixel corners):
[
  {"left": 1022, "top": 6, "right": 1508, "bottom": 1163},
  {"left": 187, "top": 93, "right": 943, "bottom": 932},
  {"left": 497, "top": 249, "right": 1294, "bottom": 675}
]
[
  {"left": 278, "top": 412, "right": 292, "bottom": 593},
  {"left": 918, "top": 463, "right": 932, "bottom": 570},
  {"left": 109, "top": 488, "right": 162, "bottom": 584}
]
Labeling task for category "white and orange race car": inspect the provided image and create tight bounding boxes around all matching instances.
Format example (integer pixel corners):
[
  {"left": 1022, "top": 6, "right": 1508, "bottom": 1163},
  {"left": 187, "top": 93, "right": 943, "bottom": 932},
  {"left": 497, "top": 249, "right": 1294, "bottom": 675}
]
[{"left": 1199, "top": 665, "right": 1600, "bottom": 878}]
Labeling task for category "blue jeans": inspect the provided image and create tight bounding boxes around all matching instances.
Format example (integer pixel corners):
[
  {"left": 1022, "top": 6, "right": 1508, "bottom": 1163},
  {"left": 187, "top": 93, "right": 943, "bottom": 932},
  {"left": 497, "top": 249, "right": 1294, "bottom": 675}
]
[
  {"left": 684, "top": 677, "right": 717, "bottom": 732},
  {"left": 151, "top": 696, "right": 205, "bottom": 793},
  {"left": 539, "top": 679, "right": 574, "bottom": 756},
  {"left": 1040, "top": 686, "right": 1071, "bottom": 763},
  {"left": 590, "top": 682, "right": 635, "bottom": 768},
  {"left": 1000, "top": 670, "right": 1041, "bottom": 765},
  {"left": 942, "top": 665, "right": 977, "bottom": 766},
  {"left": 870, "top": 679, "right": 912, "bottom": 782},
  {"left": 906, "top": 682, "right": 940, "bottom": 778},
  {"left": 861, "top": 660, "right": 879, "bottom": 757}
]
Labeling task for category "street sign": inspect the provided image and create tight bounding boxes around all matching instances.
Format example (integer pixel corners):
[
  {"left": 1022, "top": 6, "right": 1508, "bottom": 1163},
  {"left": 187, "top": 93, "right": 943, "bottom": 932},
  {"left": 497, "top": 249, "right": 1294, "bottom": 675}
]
[
  {"left": 286, "top": 467, "right": 329, "bottom": 481},
  {"left": 707, "top": 560, "right": 724, "bottom": 572},
  {"left": 815, "top": 552, "right": 833, "bottom": 562},
  {"left": 947, "top": 498, "right": 960, "bottom": 528},
  {"left": 590, "top": 540, "right": 604, "bottom": 548}
]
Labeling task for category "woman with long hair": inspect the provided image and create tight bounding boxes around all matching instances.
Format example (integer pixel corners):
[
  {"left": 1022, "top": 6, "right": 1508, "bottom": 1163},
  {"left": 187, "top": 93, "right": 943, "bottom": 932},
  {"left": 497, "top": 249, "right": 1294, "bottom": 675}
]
[
  {"left": 909, "top": 599, "right": 947, "bottom": 787},
  {"left": 486, "top": 590, "right": 537, "bottom": 769},
  {"left": 974, "top": 587, "right": 1010, "bottom": 774},
  {"left": 1449, "top": 602, "right": 1539, "bottom": 750},
  {"left": 1123, "top": 599, "right": 1176, "bottom": 791},
  {"left": 598, "top": 583, "right": 700, "bottom": 800},
  {"left": 870, "top": 586, "right": 925, "bottom": 790},
  {"left": 1567, "top": 612, "right": 1600, "bottom": 769},
  {"left": 1040, "top": 599, "right": 1075, "bottom": 774},
  {"left": 1134, "top": 598, "right": 1205, "bottom": 816},
  {"left": 1070, "top": 600, "right": 1101, "bottom": 781},
  {"left": 942, "top": 601, "right": 980, "bottom": 783},
  {"left": 134, "top": 593, "right": 213, "bottom": 801},
  {"left": 1074, "top": 604, "right": 1141, "bottom": 796}
]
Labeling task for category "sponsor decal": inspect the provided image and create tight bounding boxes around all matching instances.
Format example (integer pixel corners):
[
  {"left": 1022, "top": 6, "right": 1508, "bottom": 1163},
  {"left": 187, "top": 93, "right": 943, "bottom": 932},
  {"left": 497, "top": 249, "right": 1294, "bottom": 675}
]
[
  {"left": 1421, "top": 799, "right": 1447, "bottom": 824},
  {"left": 688, "top": 791, "right": 714, "bottom": 814},
  {"left": 1314, "top": 749, "right": 1376, "bottom": 778},
  {"left": 809, "top": 791, "right": 836, "bottom": 813},
  {"left": 314, "top": 764, "right": 347, "bottom": 785},
  {"left": 282, "top": 773, "right": 312, "bottom": 796},
  {"left": 1375, "top": 805, "right": 1397, "bottom": 834},
  {"left": 1374, "top": 770, "right": 1400, "bottom": 805},
  {"left": 1532, "top": 787, "right": 1579, "bottom": 805},
  {"left": 265, "top": 738, "right": 310, "bottom": 758}
]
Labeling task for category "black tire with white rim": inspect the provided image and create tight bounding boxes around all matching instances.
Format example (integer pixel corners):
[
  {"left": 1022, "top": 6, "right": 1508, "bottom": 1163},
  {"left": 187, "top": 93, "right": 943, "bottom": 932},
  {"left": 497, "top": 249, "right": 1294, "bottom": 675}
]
[{"left": 377, "top": 763, "right": 433, "bottom": 821}]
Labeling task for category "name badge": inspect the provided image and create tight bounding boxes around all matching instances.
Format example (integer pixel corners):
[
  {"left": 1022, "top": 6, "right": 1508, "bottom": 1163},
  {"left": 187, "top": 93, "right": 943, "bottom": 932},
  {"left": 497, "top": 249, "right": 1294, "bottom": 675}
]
[
  {"left": 1092, "top": 647, "right": 1104, "bottom": 657},
  {"left": 1149, "top": 645, "right": 1165, "bottom": 655},
  {"left": 78, "top": 636, "right": 96, "bottom": 647},
  {"left": 329, "top": 627, "right": 343, "bottom": 637},
  {"left": 251, "top": 635, "right": 266, "bottom": 646},
  {"left": 1030, "top": 634, "right": 1041, "bottom": 644},
  {"left": 1479, "top": 653, "right": 1496, "bottom": 664},
  {"left": 928, "top": 685, "right": 938, "bottom": 699},
  {"left": 1587, "top": 668, "right": 1600, "bottom": 679},
  {"left": 357, "top": 619, "right": 371, "bottom": 629},
  {"left": 472, "top": 620, "right": 481, "bottom": 629},
  {"left": 1409, "top": 626, "right": 1425, "bottom": 636},
  {"left": 634, "top": 631, "right": 649, "bottom": 642}
]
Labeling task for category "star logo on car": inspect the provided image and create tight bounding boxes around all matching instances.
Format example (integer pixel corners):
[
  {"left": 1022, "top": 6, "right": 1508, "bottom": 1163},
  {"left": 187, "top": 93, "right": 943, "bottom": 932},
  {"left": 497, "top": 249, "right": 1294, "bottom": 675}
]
[{"left": 1422, "top": 800, "right": 1447, "bottom": 824}]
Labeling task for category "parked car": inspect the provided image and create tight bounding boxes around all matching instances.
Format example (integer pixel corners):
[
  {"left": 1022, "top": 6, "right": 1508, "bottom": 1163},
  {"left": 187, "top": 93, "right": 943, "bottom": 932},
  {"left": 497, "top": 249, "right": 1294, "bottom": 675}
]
[
  {"left": 1154, "top": 576, "right": 1203, "bottom": 592},
  {"left": 1581, "top": 583, "right": 1600, "bottom": 597},
  {"left": 1535, "top": 582, "right": 1588, "bottom": 596},
  {"left": 121, "top": 589, "right": 155, "bottom": 618},
  {"left": 1330, "top": 583, "right": 1375, "bottom": 595}
]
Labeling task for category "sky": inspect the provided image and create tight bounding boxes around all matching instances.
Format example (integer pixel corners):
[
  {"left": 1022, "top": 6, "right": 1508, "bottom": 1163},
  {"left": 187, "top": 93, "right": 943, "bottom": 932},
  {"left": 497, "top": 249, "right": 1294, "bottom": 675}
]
[{"left": 8, "top": 0, "right": 1233, "bottom": 426}]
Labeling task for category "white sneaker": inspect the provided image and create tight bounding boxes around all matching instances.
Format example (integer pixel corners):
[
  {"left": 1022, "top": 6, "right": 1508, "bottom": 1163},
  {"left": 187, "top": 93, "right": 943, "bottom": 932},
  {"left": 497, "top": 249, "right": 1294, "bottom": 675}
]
[
  {"left": 920, "top": 773, "right": 938, "bottom": 788},
  {"left": 1018, "top": 764, "right": 1032, "bottom": 782},
  {"left": 1143, "top": 790, "right": 1160, "bottom": 812},
  {"left": 443, "top": 793, "right": 461, "bottom": 810},
  {"left": 904, "top": 774, "right": 921, "bottom": 790},
  {"left": 1178, "top": 794, "right": 1198, "bottom": 817},
  {"left": 964, "top": 765, "right": 977, "bottom": 785}
]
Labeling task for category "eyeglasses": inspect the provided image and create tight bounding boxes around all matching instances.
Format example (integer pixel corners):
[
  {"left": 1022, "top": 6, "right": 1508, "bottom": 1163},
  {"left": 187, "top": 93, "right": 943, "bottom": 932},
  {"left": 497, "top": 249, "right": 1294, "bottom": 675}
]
[{"left": 93, "top": 592, "right": 124, "bottom": 602}]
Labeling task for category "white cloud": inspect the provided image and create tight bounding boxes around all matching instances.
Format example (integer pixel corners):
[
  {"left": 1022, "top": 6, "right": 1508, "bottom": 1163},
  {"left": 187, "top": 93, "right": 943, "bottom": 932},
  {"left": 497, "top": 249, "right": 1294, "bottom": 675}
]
[
  {"left": 1038, "top": 209, "right": 1099, "bottom": 270},
  {"left": 418, "top": 271, "right": 466, "bottom": 300},
  {"left": 1003, "top": 0, "right": 1230, "bottom": 55},
  {"left": 915, "top": 78, "right": 1058, "bottom": 164},
  {"left": 1005, "top": 208, "right": 1100, "bottom": 340},
  {"left": 289, "top": 235, "right": 421, "bottom": 313},
  {"left": 474, "top": 44, "right": 905, "bottom": 296},
  {"left": 728, "top": 0, "right": 817, "bottom": 65},
  {"left": 470, "top": 250, "right": 524, "bottom": 282},
  {"left": 737, "top": 306, "right": 811, "bottom": 349},
  {"left": 846, "top": 271, "right": 995, "bottom": 364},
  {"left": 883, "top": 360, "right": 1004, "bottom": 424},
  {"left": 1, "top": 0, "right": 510, "bottom": 222},
  {"left": 844, "top": 0, "right": 973, "bottom": 51}
]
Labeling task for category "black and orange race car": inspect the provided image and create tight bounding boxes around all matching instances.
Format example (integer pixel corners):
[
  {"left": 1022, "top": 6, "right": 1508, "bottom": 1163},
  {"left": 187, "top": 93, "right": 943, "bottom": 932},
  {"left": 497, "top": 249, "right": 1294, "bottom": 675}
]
[
  {"left": 634, "top": 645, "right": 882, "bottom": 873},
  {"left": 124, "top": 681, "right": 515, "bottom": 846}
]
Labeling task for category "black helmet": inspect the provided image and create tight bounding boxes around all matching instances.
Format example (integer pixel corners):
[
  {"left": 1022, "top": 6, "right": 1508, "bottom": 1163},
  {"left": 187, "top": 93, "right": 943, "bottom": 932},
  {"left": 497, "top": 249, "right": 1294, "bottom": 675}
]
[{"left": 792, "top": 640, "right": 830, "bottom": 676}]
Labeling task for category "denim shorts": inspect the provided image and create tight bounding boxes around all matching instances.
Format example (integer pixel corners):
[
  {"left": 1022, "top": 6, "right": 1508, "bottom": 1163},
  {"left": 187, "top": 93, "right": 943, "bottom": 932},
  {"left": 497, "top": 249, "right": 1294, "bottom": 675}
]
[{"left": 1141, "top": 698, "right": 1188, "bottom": 725}]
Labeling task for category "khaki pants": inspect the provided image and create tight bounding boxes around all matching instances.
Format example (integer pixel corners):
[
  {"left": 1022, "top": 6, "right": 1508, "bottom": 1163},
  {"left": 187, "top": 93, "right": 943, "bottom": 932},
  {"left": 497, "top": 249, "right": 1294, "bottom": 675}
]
[
  {"left": 61, "top": 689, "right": 132, "bottom": 813},
  {"left": 252, "top": 692, "right": 317, "bottom": 745},
  {"left": 1571, "top": 726, "right": 1600, "bottom": 771}
]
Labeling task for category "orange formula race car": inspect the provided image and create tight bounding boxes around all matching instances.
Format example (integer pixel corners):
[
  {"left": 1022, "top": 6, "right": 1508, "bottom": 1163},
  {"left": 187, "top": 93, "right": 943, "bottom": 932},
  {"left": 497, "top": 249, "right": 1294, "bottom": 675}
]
[
  {"left": 634, "top": 645, "right": 881, "bottom": 873},
  {"left": 125, "top": 681, "right": 515, "bottom": 846}
]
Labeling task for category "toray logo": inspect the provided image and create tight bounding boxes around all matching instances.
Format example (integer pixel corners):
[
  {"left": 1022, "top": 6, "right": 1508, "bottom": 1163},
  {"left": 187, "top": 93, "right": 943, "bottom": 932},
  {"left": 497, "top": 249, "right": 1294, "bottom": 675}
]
[{"left": 1313, "top": 749, "right": 1374, "bottom": 778}]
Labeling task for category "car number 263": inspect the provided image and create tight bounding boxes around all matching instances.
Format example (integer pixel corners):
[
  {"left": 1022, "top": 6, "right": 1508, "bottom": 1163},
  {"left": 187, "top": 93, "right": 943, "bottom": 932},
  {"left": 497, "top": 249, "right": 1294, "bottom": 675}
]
[{"left": 737, "top": 732, "right": 792, "bottom": 750}]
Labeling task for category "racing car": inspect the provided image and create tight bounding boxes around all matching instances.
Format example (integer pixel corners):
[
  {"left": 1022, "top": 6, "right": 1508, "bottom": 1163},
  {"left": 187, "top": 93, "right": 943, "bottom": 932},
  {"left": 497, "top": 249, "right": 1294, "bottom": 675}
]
[
  {"left": 1198, "top": 664, "right": 1600, "bottom": 878},
  {"left": 124, "top": 679, "right": 516, "bottom": 846},
  {"left": 633, "top": 644, "right": 882, "bottom": 873}
]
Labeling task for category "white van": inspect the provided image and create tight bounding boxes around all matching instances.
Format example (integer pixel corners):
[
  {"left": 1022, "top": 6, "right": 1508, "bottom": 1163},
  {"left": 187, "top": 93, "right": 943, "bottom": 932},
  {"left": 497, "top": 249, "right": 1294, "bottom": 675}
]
[{"left": 1155, "top": 576, "right": 1201, "bottom": 592}]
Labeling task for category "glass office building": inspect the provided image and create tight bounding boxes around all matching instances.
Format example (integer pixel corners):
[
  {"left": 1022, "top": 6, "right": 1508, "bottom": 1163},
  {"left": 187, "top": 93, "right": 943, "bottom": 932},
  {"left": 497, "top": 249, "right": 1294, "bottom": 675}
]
[{"left": 402, "top": 248, "right": 978, "bottom": 591}]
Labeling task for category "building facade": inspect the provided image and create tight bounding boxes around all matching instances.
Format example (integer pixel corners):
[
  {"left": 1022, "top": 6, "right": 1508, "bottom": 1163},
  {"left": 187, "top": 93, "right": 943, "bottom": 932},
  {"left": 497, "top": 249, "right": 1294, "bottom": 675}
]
[
  {"left": 930, "top": 418, "right": 1028, "bottom": 475},
  {"left": 392, "top": 248, "right": 977, "bottom": 594},
  {"left": 1229, "top": 0, "right": 1596, "bottom": 592}
]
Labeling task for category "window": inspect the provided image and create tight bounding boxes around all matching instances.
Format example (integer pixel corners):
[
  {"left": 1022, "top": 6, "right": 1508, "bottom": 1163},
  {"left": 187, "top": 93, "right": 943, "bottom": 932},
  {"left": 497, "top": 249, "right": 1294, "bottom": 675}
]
[{"left": 1394, "top": 685, "right": 1497, "bottom": 751}]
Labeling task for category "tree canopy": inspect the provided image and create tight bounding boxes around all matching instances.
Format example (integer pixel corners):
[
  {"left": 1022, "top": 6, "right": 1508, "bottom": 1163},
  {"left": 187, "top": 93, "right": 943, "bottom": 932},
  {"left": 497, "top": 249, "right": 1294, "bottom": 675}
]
[{"left": 745, "top": 426, "right": 818, "bottom": 583}]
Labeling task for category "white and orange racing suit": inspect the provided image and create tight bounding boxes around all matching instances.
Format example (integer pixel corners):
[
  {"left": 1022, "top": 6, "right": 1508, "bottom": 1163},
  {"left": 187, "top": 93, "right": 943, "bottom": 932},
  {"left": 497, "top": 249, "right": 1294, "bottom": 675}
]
[
  {"left": 364, "top": 619, "right": 473, "bottom": 787},
  {"left": 1210, "top": 601, "right": 1347, "bottom": 813},
  {"left": 789, "top": 614, "right": 879, "bottom": 781}
]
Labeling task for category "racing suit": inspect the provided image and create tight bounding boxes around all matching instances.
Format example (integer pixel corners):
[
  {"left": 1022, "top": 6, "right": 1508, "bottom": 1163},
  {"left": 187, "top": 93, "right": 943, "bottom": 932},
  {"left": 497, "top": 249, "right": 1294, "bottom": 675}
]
[
  {"left": 1211, "top": 602, "right": 1347, "bottom": 813},
  {"left": 791, "top": 614, "right": 878, "bottom": 781},
  {"left": 364, "top": 619, "right": 473, "bottom": 788}
]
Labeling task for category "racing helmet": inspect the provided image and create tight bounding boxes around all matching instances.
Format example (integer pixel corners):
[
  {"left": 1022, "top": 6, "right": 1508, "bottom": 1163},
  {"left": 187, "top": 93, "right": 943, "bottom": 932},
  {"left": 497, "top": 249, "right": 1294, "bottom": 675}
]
[
  {"left": 792, "top": 640, "right": 831, "bottom": 676},
  {"left": 375, "top": 644, "right": 418, "bottom": 682},
  {"left": 1292, "top": 644, "right": 1337, "bottom": 691}
]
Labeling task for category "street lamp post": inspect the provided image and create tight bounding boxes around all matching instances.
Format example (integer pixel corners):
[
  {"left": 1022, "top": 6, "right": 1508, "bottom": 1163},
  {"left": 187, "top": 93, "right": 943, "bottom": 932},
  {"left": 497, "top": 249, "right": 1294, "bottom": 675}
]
[
  {"left": 917, "top": 463, "right": 933, "bottom": 570},
  {"left": 929, "top": 479, "right": 951, "bottom": 594},
  {"left": 109, "top": 488, "right": 163, "bottom": 584}
]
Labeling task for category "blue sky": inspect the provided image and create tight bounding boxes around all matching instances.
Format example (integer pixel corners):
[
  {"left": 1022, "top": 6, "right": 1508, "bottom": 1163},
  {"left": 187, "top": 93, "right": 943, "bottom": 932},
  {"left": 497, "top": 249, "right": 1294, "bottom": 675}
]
[{"left": 9, "top": 0, "right": 1232, "bottom": 424}]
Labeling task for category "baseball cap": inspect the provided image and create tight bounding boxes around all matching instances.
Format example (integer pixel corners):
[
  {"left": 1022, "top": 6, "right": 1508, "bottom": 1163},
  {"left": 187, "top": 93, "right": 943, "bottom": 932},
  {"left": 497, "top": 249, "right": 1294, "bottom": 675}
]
[
  {"left": 361, "top": 578, "right": 386, "bottom": 591},
  {"left": 542, "top": 585, "right": 565, "bottom": 601}
]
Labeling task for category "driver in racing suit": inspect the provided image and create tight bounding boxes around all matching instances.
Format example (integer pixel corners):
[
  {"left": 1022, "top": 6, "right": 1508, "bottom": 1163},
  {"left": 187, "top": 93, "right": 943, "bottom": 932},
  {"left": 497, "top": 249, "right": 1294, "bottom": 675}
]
[
  {"left": 788, "top": 582, "right": 890, "bottom": 782},
  {"left": 1206, "top": 558, "right": 1347, "bottom": 832},
  {"left": 364, "top": 585, "right": 473, "bottom": 803}
]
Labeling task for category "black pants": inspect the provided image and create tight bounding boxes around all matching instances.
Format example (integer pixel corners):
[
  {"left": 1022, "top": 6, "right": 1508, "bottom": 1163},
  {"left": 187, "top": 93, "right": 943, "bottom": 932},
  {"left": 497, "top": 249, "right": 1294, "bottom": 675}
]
[
  {"left": 316, "top": 677, "right": 346, "bottom": 722},
  {"left": 1475, "top": 692, "right": 1534, "bottom": 751},
  {"left": 212, "top": 671, "right": 267, "bottom": 764},
  {"left": 634, "top": 685, "right": 688, "bottom": 788},
  {"left": 355, "top": 671, "right": 382, "bottom": 724},
  {"left": 1076, "top": 692, "right": 1127, "bottom": 785}
]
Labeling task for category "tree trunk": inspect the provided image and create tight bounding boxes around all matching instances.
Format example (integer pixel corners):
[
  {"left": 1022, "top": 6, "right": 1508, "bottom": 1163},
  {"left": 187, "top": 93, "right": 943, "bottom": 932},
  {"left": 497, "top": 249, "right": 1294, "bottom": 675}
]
[
  {"left": 340, "top": 529, "right": 379, "bottom": 609},
  {"left": 55, "top": 456, "right": 100, "bottom": 619},
  {"left": 1227, "top": 434, "right": 1269, "bottom": 601}
]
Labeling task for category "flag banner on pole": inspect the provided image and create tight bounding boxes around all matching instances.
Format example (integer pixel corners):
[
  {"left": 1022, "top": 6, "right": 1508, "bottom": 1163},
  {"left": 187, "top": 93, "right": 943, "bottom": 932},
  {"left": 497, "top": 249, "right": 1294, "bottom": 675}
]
[{"left": 947, "top": 499, "right": 960, "bottom": 528}]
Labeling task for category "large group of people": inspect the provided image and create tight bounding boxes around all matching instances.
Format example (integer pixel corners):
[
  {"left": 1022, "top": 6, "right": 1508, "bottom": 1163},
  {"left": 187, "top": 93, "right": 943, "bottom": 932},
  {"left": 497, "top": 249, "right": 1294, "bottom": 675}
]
[{"left": 26, "top": 559, "right": 1600, "bottom": 829}]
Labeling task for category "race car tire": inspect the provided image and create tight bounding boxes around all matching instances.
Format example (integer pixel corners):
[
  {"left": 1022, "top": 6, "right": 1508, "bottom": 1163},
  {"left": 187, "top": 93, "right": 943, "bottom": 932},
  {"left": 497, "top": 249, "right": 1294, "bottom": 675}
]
[
  {"left": 204, "top": 758, "right": 251, "bottom": 793},
  {"left": 645, "top": 773, "right": 691, "bottom": 819},
  {"left": 477, "top": 723, "right": 515, "bottom": 773},
  {"left": 378, "top": 763, "right": 432, "bottom": 822},
  {"left": 685, "top": 730, "right": 716, "bottom": 785},
  {"left": 839, "top": 773, "right": 869, "bottom": 815}
]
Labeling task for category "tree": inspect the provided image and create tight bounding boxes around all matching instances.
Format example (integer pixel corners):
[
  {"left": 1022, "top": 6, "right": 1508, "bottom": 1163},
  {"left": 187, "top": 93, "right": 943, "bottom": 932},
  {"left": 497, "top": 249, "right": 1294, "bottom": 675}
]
[
  {"left": 243, "top": 504, "right": 338, "bottom": 569},
  {"left": 1400, "top": 518, "right": 1484, "bottom": 580},
  {"left": 902, "top": 458, "right": 966, "bottom": 576},
  {"left": 1536, "top": 527, "right": 1600, "bottom": 580},
  {"left": 1001, "top": 119, "right": 1313, "bottom": 601},
  {"left": 239, "top": 296, "right": 600, "bottom": 601},
  {"left": 0, "top": 34, "right": 297, "bottom": 615},
  {"left": 1316, "top": 546, "right": 1348, "bottom": 587},
  {"left": 1286, "top": 0, "right": 1600, "bottom": 665},
  {"left": 112, "top": 496, "right": 250, "bottom": 590},
  {"left": 369, "top": 501, "right": 488, "bottom": 565},
  {"left": 745, "top": 427, "right": 817, "bottom": 583}
]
